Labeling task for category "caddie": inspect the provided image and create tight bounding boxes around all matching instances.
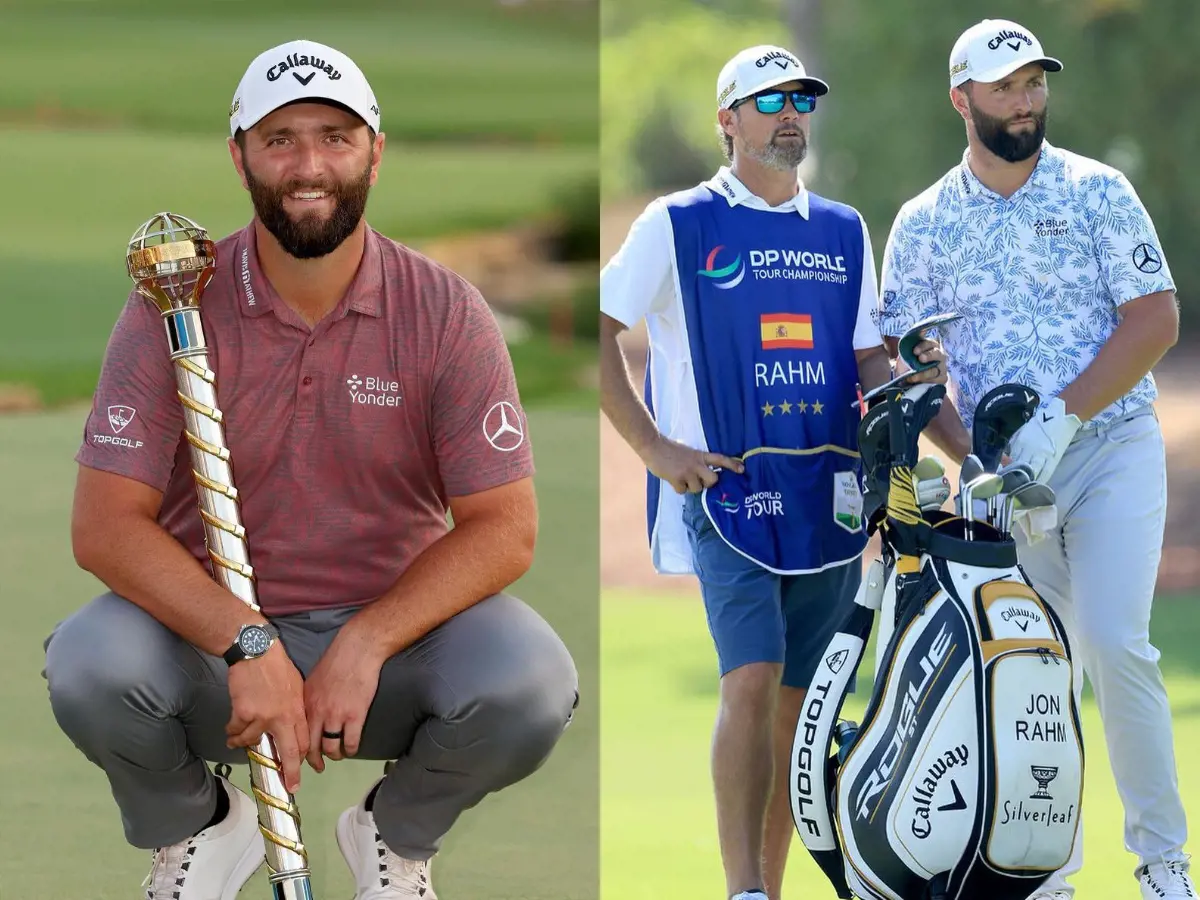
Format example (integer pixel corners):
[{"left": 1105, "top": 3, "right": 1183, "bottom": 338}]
[{"left": 600, "top": 43, "right": 947, "bottom": 900}]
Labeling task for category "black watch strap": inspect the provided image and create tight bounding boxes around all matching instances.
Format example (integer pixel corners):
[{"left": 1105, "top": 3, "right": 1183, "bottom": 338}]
[{"left": 222, "top": 622, "right": 279, "bottom": 666}]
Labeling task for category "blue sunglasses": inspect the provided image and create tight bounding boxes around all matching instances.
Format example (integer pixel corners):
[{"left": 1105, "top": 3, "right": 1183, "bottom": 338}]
[{"left": 734, "top": 89, "right": 817, "bottom": 115}]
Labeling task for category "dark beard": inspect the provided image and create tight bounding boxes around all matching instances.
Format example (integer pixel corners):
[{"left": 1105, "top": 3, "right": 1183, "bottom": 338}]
[
  {"left": 970, "top": 102, "right": 1047, "bottom": 163},
  {"left": 245, "top": 157, "right": 373, "bottom": 259}
]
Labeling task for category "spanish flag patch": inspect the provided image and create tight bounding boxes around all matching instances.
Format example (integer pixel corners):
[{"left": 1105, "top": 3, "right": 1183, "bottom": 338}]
[{"left": 760, "top": 313, "right": 813, "bottom": 350}]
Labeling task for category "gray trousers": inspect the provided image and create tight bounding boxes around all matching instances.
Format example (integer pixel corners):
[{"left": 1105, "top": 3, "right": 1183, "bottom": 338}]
[
  {"left": 1016, "top": 407, "right": 1187, "bottom": 885},
  {"left": 42, "top": 591, "right": 579, "bottom": 858}
]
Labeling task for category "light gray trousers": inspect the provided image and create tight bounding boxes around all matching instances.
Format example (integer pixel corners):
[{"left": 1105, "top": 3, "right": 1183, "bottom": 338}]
[
  {"left": 1016, "top": 406, "right": 1187, "bottom": 888},
  {"left": 42, "top": 591, "right": 578, "bottom": 858}
]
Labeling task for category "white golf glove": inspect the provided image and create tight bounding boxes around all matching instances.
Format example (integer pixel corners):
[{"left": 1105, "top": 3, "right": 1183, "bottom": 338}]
[{"left": 1006, "top": 397, "right": 1082, "bottom": 484}]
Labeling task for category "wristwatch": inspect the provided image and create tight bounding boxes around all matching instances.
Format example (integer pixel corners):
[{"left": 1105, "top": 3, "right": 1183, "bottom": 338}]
[{"left": 223, "top": 623, "right": 280, "bottom": 666}]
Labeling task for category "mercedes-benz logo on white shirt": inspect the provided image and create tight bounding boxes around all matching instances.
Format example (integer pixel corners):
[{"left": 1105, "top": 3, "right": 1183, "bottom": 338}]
[
  {"left": 483, "top": 401, "right": 525, "bottom": 452},
  {"left": 1133, "top": 242, "right": 1162, "bottom": 273}
]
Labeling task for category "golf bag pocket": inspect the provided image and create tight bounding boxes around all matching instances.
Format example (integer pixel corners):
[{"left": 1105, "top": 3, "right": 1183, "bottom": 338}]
[
  {"left": 971, "top": 578, "right": 1083, "bottom": 872},
  {"left": 982, "top": 641, "right": 1082, "bottom": 873},
  {"left": 975, "top": 580, "right": 1058, "bottom": 642}
]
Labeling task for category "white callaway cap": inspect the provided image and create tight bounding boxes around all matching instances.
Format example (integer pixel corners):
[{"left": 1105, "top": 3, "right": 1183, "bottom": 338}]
[
  {"left": 716, "top": 44, "right": 829, "bottom": 110},
  {"left": 229, "top": 39, "right": 381, "bottom": 138},
  {"left": 949, "top": 19, "right": 1062, "bottom": 89}
]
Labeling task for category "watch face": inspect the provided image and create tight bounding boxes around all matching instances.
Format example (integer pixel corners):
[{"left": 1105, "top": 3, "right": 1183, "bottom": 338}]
[{"left": 240, "top": 626, "right": 272, "bottom": 657}]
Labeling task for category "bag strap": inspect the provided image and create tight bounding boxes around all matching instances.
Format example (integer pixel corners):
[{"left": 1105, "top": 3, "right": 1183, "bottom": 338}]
[{"left": 792, "top": 561, "right": 885, "bottom": 900}]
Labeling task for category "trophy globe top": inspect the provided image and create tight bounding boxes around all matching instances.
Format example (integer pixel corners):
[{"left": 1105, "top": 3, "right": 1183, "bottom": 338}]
[{"left": 126, "top": 212, "right": 217, "bottom": 313}]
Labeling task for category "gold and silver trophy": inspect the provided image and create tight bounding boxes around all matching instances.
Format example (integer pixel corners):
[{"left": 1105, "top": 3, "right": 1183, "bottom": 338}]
[{"left": 126, "top": 213, "right": 314, "bottom": 900}]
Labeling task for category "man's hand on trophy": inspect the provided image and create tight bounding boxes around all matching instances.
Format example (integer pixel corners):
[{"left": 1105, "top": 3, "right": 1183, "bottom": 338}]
[
  {"left": 225, "top": 642, "right": 310, "bottom": 793},
  {"left": 302, "top": 623, "right": 387, "bottom": 772}
]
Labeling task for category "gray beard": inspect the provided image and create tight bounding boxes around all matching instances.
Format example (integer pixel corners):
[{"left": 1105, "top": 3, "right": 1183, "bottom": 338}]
[{"left": 743, "top": 132, "right": 808, "bottom": 171}]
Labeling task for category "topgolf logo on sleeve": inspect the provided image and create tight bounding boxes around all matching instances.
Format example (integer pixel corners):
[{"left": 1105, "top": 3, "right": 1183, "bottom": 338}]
[
  {"left": 92, "top": 404, "right": 143, "bottom": 449},
  {"left": 108, "top": 405, "right": 136, "bottom": 433}
]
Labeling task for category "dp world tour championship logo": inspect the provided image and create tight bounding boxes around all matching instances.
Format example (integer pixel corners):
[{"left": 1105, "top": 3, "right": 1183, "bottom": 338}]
[{"left": 698, "top": 245, "right": 745, "bottom": 290}]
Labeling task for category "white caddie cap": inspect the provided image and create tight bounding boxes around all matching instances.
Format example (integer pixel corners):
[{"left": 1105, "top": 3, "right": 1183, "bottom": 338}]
[
  {"left": 716, "top": 44, "right": 830, "bottom": 110},
  {"left": 228, "top": 39, "right": 381, "bottom": 138},
  {"left": 948, "top": 19, "right": 1062, "bottom": 89}
]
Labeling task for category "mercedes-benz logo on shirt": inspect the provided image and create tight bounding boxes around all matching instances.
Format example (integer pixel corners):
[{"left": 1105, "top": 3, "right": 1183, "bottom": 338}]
[
  {"left": 483, "top": 401, "right": 525, "bottom": 452},
  {"left": 1133, "top": 243, "right": 1162, "bottom": 273}
]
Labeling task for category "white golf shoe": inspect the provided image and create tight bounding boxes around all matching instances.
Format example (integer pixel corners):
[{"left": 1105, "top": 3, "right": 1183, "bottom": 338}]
[
  {"left": 1138, "top": 855, "right": 1198, "bottom": 899},
  {"left": 336, "top": 784, "right": 437, "bottom": 899},
  {"left": 141, "top": 773, "right": 265, "bottom": 900}
]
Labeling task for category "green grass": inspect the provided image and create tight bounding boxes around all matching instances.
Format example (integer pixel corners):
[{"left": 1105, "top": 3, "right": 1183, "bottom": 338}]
[
  {"left": 0, "top": 0, "right": 598, "bottom": 409},
  {"left": 0, "top": 0, "right": 597, "bottom": 145},
  {"left": 601, "top": 586, "right": 1200, "bottom": 899},
  {"left": 0, "top": 124, "right": 596, "bottom": 405},
  {"left": 0, "top": 405, "right": 598, "bottom": 900}
]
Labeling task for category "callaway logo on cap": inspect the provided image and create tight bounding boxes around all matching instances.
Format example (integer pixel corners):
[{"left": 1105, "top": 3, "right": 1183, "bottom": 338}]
[
  {"left": 228, "top": 39, "right": 381, "bottom": 137},
  {"left": 948, "top": 19, "right": 1063, "bottom": 88},
  {"left": 716, "top": 44, "right": 830, "bottom": 110}
]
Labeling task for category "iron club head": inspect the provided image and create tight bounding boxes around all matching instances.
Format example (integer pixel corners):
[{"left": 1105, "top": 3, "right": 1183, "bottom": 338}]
[
  {"left": 960, "top": 454, "right": 984, "bottom": 486},
  {"left": 1000, "top": 467, "right": 1032, "bottom": 495},
  {"left": 967, "top": 473, "right": 1005, "bottom": 501},
  {"left": 1010, "top": 482, "right": 1056, "bottom": 510}
]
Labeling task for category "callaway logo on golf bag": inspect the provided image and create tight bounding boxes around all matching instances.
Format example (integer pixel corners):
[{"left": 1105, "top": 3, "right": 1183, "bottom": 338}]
[{"left": 789, "top": 356, "right": 1085, "bottom": 900}]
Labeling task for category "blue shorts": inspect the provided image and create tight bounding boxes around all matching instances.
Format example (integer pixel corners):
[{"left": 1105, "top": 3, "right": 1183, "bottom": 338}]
[{"left": 682, "top": 492, "right": 862, "bottom": 690}]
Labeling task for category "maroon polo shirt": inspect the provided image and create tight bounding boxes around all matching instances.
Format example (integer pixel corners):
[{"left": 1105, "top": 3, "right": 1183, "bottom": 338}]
[{"left": 77, "top": 221, "right": 535, "bottom": 615}]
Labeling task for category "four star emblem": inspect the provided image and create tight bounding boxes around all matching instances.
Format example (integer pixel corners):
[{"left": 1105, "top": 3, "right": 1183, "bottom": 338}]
[{"left": 760, "top": 398, "right": 822, "bottom": 417}]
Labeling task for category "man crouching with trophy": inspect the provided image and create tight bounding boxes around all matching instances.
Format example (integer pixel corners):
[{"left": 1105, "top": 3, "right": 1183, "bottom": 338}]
[{"left": 41, "top": 38, "right": 578, "bottom": 900}]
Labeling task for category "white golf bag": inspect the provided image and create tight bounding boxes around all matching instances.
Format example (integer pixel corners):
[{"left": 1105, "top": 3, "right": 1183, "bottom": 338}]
[{"left": 790, "top": 383, "right": 1085, "bottom": 900}]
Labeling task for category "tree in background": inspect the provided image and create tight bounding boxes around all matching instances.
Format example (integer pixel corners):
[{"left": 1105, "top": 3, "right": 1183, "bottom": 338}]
[{"left": 604, "top": 0, "right": 1196, "bottom": 336}]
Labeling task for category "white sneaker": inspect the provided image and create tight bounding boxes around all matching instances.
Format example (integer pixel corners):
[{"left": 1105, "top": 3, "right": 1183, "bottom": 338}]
[
  {"left": 730, "top": 893, "right": 768, "bottom": 900},
  {"left": 336, "top": 785, "right": 437, "bottom": 899},
  {"left": 1028, "top": 891, "right": 1072, "bottom": 899},
  {"left": 1139, "top": 855, "right": 1198, "bottom": 899},
  {"left": 141, "top": 773, "right": 265, "bottom": 900}
]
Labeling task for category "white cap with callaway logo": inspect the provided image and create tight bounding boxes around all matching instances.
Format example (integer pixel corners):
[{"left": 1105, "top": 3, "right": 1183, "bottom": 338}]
[
  {"left": 716, "top": 44, "right": 830, "bottom": 110},
  {"left": 229, "top": 39, "right": 382, "bottom": 138},
  {"left": 949, "top": 19, "right": 1063, "bottom": 89}
]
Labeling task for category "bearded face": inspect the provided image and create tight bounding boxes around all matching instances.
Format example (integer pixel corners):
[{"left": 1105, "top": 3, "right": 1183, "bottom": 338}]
[
  {"left": 963, "top": 74, "right": 1049, "bottom": 163},
  {"left": 243, "top": 151, "right": 373, "bottom": 259}
]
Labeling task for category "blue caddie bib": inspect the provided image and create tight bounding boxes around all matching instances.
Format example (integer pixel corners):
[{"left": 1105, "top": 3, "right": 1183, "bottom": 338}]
[{"left": 652, "top": 185, "right": 869, "bottom": 574}]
